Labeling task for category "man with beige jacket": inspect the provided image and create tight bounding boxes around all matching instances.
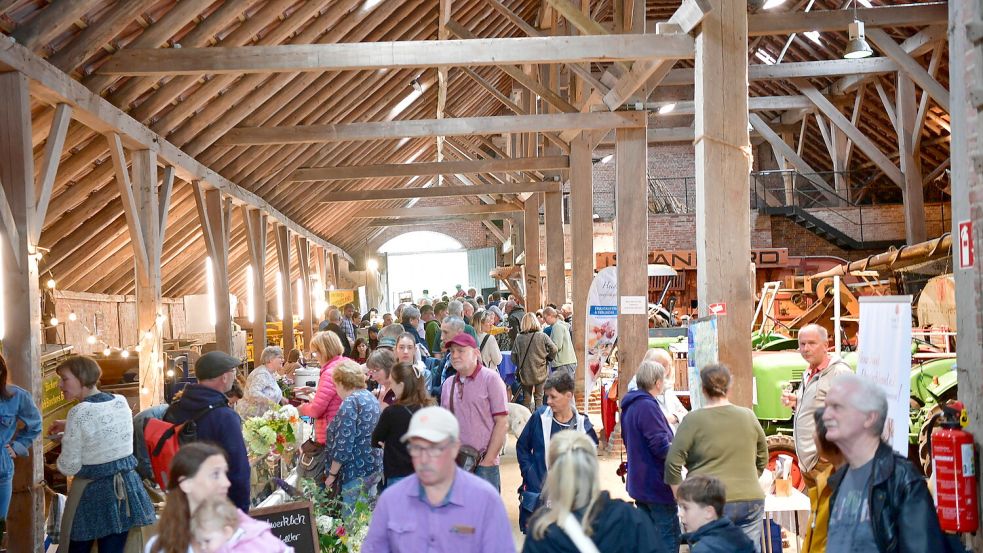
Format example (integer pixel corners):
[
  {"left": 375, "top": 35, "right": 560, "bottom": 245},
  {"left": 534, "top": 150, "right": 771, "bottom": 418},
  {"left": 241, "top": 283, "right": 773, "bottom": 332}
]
[{"left": 781, "top": 324, "right": 853, "bottom": 485}]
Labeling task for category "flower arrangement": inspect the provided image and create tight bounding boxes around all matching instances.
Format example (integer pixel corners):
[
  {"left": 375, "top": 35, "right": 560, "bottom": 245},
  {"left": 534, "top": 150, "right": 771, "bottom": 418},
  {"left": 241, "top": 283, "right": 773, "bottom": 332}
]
[
  {"left": 242, "top": 404, "right": 300, "bottom": 457},
  {"left": 276, "top": 374, "right": 296, "bottom": 401},
  {"left": 302, "top": 479, "right": 373, "bottom": 553}
]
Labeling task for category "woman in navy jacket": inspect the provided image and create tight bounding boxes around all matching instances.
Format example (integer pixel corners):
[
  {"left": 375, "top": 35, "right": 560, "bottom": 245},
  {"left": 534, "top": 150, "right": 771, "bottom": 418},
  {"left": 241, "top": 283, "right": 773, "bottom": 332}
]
[
  {"left": 516, "top": 371, "right": 597, "bottom": 532},
  {"left": 621, "top": 360, "right": 678, "bottom": 553}
]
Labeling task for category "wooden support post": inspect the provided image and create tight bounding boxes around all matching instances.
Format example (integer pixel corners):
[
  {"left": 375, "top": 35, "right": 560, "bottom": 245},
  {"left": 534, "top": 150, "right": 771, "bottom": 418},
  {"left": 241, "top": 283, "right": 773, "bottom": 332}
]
[
  {"left": 275, "top": 225, "right": 294, "bottom": 352},
  {"left": 615, "top": 124, "right": 648, "bottom": 393},
  {"left": 895, "top": 72, "right": 927, "bottom": 243},
  {"left": 523, "top": 194, "right": 543, "bottom": 311},
  {"left": 695, "top": 0, "right": 753, "bottom": 407},
  {"left": 0, "top": 71, "right": 44, "bottom": 553},
  {"left": 331, "top": 253, "right": 341, "bottom": 289},
  {"left": 242, "top": 207, "right": 268, "bottom": 351},
  {"left": 313, "top": 246, "right": 328, "bottom": 323},
  {"left": 296, "top": 235, "right": 313, "bottom": 351},
  {"left": 544, "top": 189, "right": 566, "bottom": 305},
  {"left": 192, "top": 184, "right": 233, "bottom": 353},
  {"left": 569, "top": 136, "right": 593, "bottom": 397}
]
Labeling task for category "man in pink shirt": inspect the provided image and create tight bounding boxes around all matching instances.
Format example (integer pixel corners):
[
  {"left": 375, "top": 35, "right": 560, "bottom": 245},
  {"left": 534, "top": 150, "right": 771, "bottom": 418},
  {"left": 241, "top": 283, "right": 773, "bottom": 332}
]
[{"left": 439, "top": 333, "right": 509, "bottom": 492}]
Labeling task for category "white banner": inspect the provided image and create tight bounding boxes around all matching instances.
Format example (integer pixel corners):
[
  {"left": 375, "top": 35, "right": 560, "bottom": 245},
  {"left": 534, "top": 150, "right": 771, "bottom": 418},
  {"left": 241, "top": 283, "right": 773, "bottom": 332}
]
[
  {"left": 686, "top": 316, "right": 718, "bottom": 411},
  {"left": 585, "top": 267, "right": 618, "bottom": 411},
  {"left": 856, "top": 296, "right": 913, "bottom": 455}
]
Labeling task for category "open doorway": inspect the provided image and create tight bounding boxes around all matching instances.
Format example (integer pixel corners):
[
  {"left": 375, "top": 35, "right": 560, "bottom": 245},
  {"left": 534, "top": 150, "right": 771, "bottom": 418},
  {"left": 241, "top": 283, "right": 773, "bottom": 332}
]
[{"left": 378, "top": 231, "right": 469, "bottom": 307}]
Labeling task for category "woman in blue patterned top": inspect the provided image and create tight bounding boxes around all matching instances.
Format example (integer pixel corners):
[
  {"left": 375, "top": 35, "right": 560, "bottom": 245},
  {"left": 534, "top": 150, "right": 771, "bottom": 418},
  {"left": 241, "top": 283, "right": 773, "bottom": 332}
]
[{"left": 325, "top": 359, "right": 383, "bottom": 515}]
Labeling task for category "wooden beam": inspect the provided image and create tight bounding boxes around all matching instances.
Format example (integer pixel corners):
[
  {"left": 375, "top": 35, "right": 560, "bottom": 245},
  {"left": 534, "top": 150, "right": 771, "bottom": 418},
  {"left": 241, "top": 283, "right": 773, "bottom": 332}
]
[
  {"left": 913, "top": 45, "right": 944, "bottom": 152},
  {"left": 0, "top": 34, "right": 351, "bottom": 261},
  {"left": 830, "top": 26, "right": 946, "bottom": 95},
  {"left": 544, "top": 190, "right": 565, "bottom": 305},
  {"left": 569, "top": 136, "right": 593, "bottom": 399},
  {"left": 242, "top": 207, "right": 268, "bottom": 351},
  {"left": 10, "top": 0, "right": 101, "bottom": 51},
  {"left": 483, "top": 220, "right": 509, "bottom": 244},
  {"left": 97, "top": 34, "right": 695, "bottom": 76},
  {"left": 895, "top": 73, "right": 926, "bottom": 244},
  {"left": 219, "top": 111, "right": 646, "bottom": 146},
  {"left": 523, "top": 195, "right": 543, "bottom": 310},
  {"left": 747, "top": 3, "right": 947, "bottom": 36},
  {"left": 364, "top": 213, "right": 512, "bottom": 227},
  {"left": 696, "top": 0, "right": 753, "bottom": 408},
  {"left": 319, "top": 180, "right": 561, "bottom": 202},
  {"left": 107, "top": 133, "right": 151, "bottom": 277},
  {"left": 193, "top": 184, "right": 233, "bottom": 353},
  {"left": 615, "top": 123, "right": 648, "bottom": 395},
  {"left": 274, "top": 225, "right": 294, "bottom": 352},
  {"left": 795, "top": 79, "right": 905, "bottom": 187},
  {"left": 353, "top": 203, "right": 521, "bottom": 219},
  {"left": 296, "top": 236, "right": 313, "bottom": 350},
  {"left": 662, "top": 57, "right": 898, "bottom": 85},
  {"left": 293, "top": 156, "right": 568, "bottom": 182},
  {"left": 131, "top": 148, "right": 165, "bottom": 409},
  {"left": 31, "top": 103, "right": 71, "bottom": 244},
  {"left": 867, "top": 28, "right": 950, "bottom": 113},
  {"left": 0, "top": 70, "right": 44, "bottom": 553}
]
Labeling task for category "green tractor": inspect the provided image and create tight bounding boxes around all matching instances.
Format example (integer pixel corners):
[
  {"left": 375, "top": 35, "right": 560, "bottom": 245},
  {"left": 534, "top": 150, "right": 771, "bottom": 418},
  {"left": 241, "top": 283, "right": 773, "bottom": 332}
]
[{"left": 909, "top": 356, "right": 958, "bottom": 476}]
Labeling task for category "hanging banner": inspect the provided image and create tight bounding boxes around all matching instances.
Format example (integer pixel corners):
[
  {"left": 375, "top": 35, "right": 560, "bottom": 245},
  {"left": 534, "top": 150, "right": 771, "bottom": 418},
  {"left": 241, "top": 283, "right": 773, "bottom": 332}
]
[
  {"left": 856, "top": 296, "right": 913, "bottom": 455},
  {"left": 686, "top": 316, "right": 718, "bottom": 411},
  {"left": 585, "top": 267, "right": 618, "bottom": 411},
  {"left": 328, "top": 289, "right": 356, "bottom": 308}
]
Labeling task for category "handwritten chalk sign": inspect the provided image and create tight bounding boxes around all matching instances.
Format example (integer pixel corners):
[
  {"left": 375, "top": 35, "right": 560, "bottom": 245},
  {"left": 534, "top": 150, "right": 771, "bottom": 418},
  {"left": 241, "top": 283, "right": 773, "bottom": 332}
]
[{"left": 250, "top": 500, "right": 318, "bottom": 553}]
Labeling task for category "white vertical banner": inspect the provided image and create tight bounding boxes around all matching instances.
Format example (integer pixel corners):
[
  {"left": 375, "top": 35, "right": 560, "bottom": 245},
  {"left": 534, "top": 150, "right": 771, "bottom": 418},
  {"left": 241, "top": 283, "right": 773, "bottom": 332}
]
[
  {"left": 686, "top": 316, "right": 718, "bottom": 411},
  {"left": 856, "top": 296, "right": 913, "bottom": 455},
  {"left": 585, "top": 266, "right": 618, "bottom": 411}
]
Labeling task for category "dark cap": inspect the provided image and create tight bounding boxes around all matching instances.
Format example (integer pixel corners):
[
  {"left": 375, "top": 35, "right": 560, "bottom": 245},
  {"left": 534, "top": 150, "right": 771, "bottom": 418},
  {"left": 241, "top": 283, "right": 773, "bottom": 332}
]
[
  {"left": 444, "top": 333, "right": 477, "bottom": 350},
  {"left": 195, "top": 351, "right": 241, "bottom": 380}
]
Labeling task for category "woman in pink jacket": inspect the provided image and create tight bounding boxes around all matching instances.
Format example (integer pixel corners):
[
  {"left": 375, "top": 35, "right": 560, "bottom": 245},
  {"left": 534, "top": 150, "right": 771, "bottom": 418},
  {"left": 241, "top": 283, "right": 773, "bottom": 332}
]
[{"left": 298, "top": 331, "right": 346, "bottom": 444}]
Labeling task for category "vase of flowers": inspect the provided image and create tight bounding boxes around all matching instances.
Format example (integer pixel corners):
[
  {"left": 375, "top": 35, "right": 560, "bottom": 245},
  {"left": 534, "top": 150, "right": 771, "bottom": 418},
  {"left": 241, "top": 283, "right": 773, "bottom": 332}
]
[
  {"left": 302, "top": 479, "right": 373, "bottom": 553},
  {"left": 243, "top": 404, "right": 300, "bottom": 457}
]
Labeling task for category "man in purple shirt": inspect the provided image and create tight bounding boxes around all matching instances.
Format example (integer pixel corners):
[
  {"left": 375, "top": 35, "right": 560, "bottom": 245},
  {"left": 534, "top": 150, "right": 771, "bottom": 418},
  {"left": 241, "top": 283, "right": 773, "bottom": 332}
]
[
  {"left": 439, "top": 333, "right": 509, "bottom": 492},
  {"left": 363, "top": 406, "right": 515, "bottom": 553}
]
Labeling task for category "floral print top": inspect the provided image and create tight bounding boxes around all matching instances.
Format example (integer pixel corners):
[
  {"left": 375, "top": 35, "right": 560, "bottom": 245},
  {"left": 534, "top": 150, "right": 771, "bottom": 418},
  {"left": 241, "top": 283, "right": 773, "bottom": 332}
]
[{"left": 326, "top": 389, "right": 382, "bottom": 483}]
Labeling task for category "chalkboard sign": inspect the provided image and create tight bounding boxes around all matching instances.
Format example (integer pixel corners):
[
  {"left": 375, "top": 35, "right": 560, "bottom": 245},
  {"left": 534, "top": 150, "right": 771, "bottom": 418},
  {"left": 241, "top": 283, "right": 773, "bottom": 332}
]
[{"left": 250, "top": 500, "right": 318, "bottom": 553}]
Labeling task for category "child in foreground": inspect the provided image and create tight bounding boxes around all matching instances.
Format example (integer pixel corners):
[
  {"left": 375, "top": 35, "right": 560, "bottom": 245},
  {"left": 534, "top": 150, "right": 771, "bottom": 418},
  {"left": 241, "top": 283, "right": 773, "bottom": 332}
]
[
  {"left": 190, "top": 496, "right": 294, "bottom": 553},
  {"left": 678, "top": 475, "right": 755, "bottom": 553}
]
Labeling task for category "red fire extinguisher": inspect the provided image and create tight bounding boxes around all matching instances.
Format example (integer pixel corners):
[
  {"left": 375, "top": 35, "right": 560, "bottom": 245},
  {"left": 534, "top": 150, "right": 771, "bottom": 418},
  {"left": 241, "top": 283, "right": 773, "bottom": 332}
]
[{"left": 932, "top": 400, "right": 978, "bottom": 533}]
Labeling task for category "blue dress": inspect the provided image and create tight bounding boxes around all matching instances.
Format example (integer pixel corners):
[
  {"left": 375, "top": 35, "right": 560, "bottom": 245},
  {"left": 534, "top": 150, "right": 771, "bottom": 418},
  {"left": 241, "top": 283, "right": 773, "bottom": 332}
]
[
  {"left": 69, "top": 393, "right": 156, "bottom": 541},
  {"left": 325, "top": 389, "right": 382, "bottom": 484}
]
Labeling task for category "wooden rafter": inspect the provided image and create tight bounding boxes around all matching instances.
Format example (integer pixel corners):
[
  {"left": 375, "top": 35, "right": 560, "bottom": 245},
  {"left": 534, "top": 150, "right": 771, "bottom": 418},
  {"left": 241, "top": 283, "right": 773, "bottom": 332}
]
[{"left": 320, "top": 181, "right": 560, "bottom": 202}]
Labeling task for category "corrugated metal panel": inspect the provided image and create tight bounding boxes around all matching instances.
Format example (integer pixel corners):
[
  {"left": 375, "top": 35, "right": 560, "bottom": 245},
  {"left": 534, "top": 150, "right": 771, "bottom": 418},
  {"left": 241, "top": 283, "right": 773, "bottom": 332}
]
[{"left": 467, "top": 247, "right": 497, "bottom": 292}]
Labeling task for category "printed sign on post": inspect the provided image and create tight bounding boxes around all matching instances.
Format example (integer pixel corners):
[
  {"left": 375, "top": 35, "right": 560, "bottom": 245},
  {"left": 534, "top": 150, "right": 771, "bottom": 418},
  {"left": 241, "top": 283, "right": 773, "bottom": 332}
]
[
  {"left": 620, "top": 295, "right": 647, "bottom": 315},
  {"left": 959, "top": 220, "right": 975, "bottom": 270},
  {"left": 708, "top": 303, "right": 727, "bottom": 316},
  {"left": 585, "top": 267, "right": 618, "bottom": 410}
]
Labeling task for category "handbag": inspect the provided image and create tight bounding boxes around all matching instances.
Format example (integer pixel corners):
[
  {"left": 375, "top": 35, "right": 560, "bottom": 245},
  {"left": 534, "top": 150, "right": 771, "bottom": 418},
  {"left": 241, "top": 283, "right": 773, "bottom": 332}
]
[
  {"left": 297, "top": 438, "right": 327, "bottom": 481},
  {"left": 449, "top": 376, "right": 484, "bottom": 472}
]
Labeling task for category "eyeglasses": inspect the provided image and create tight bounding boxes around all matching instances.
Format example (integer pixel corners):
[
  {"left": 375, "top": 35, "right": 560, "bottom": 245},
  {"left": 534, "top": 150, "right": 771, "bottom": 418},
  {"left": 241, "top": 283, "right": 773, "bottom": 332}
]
[{"left": 406, "top": 442, "right": 452, "bottom": 459}]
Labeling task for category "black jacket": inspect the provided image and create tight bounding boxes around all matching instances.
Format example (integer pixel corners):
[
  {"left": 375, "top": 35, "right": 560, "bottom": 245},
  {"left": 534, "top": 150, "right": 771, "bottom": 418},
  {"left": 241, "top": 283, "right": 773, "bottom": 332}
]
[
  {"left": 521, "top": 492, "right": 660, "bottom": 553},
  {"left": 828, "top": 442, "right": 947, "bottom": 553},
  {"left": 324, "top": 323, "right": 352, "bottom": 357},
  {"left": 682, "top": 517, "right": 754, "bottom": 553},
  {"left": 164, "top": 385, "right": 251, "bottom": 511}
]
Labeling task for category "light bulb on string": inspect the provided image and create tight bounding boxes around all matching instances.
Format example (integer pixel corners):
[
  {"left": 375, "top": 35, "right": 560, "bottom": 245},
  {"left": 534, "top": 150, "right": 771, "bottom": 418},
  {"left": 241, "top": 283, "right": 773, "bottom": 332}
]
[
  {"left": 140, "top": 387, "right": 148, "bottom": 395},
  {"left": 46, "top": 278, "right": 56, "bottom": 289},
  {"left": 166, "top": 369, "right": 175, "bottom": 378},
  {"left": 49, "top": 317, "right": 59, "bottom": 326},
  {"left": 121, "top": 350, "right": 130, "bottom": 358},
  {"left": 144, "top": 331, "right": 154, "bottom": 341},
  {"left": 134, "top": 344, "right": 142, "bottom": 353},
  {"left": 102, "top": 347, "right": 111, "bottom": 356},
  {"left": 155, "top": 313, "right": 166, "bottom": 326},
  {"left": 157, "top": 360, "right": 165, "bottom": 370},
  {"left": 68, "top": 312, "right": 77, "bottom": 322},
  {"left": 86, "top": 335, "right": 97, "bottom": 345}
]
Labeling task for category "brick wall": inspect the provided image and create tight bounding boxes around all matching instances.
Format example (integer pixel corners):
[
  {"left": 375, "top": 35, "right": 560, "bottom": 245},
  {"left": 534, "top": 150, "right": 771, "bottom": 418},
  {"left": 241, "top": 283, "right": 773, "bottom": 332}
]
[{"left": 592, "top": 143, "right": 696, "bottom": 220}]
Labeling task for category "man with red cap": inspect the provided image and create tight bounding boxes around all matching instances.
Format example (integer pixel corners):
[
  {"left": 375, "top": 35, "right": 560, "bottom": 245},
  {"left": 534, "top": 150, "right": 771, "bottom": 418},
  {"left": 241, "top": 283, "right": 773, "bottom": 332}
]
[{"left": 439, "top": 333, "right": 509, "bottom": 492}]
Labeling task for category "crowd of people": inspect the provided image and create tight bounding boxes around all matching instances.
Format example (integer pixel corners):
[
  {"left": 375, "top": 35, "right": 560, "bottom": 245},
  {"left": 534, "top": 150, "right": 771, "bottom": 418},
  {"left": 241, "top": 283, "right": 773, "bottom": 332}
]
[{"left": 0, "top": 285, "right": 962, "bottom": 553}]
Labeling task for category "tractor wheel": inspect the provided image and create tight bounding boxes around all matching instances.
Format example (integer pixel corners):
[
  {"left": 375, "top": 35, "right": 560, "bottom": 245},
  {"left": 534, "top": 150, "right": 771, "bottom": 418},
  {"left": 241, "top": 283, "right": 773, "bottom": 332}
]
[
  {"left": 766, "top": 434, "right": 805, "bottom": 491},
  {"left": 918, "top": 405, "right": 944, "bottom": 477}
]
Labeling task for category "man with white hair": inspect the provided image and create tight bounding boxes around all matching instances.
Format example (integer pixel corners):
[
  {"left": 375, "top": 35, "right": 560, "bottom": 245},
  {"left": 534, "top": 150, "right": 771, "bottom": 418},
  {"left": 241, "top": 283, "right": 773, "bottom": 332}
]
[
  {"left": 782, "top": 324, "right": 852, "bottom": 483},
  {"left": 823, "top": 374, "right": 945, "bottom": 553},
  {"left": 446, "top": 299, "right": 477, "bottom": 340}
]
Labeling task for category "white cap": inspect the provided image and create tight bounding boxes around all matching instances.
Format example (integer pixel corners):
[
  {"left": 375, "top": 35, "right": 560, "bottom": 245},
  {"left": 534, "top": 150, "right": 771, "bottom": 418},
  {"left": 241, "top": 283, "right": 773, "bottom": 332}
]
[{"left": 401, "top": 406, "right": 459, "bottom": 443}]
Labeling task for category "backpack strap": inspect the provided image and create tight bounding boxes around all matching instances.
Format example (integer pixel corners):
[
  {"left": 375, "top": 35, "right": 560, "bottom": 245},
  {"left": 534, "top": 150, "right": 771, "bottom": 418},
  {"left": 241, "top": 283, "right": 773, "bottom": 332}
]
[
  {"left": 152, "top": 400, "right": 225, "bottom": 456},
  {"left": 480, "top": 334, "right": 492, "bottom": 352}
]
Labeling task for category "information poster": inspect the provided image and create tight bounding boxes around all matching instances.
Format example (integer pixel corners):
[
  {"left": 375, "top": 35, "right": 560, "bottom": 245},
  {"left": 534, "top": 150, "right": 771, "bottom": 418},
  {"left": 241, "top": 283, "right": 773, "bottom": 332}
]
[
  {"left": 585, "top": 267, "right": 618, "bottom": 411},
  {"left": 856, "top": 296, "right": 913, "bottom": 455},
  {"left": 328, "top": 289, "right": 356, "bottom": 308},
  {"left": 687, "top": 316, "right": 718, "bottom": 411}
]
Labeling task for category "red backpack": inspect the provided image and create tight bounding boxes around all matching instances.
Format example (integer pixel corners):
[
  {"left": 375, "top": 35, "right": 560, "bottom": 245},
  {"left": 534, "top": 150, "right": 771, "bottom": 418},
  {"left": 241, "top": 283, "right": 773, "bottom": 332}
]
[{"left": 144, "top": 401, "right": 223, "bottom": 489}]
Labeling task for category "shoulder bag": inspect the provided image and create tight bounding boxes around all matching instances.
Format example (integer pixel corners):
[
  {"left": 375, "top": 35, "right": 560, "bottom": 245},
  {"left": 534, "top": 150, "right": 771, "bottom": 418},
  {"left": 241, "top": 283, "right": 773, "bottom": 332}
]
[
  {"left": 559, "top": 513, "right": 602, "bottom": 553},
  {"left": 449, "top": 376, "right": 484, "bottom": 472}
]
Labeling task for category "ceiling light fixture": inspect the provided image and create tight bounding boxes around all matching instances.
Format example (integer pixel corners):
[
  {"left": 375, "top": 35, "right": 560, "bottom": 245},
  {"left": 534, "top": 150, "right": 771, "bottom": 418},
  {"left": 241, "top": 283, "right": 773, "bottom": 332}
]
[
  {"left": 410, "top": 78, "right": 423, "bottom": 93},
  {"left": 658, "top": 103, "right": 676, "bottom": 115},
  {"left": 600, "top": 154, "right": 614, "bottom": 164},
  {"left": 843, "top": 0, "right": 872, "bottom": 59},
  {"left": 762, "top": 0, "right": 787, "bottom": 9}
]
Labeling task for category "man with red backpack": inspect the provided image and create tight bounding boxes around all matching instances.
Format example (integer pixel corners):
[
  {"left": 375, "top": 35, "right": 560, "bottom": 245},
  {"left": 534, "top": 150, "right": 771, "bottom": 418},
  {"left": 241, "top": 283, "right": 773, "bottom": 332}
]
[{"left": 159, "top": 351, "right": 251, "bottom": 511}]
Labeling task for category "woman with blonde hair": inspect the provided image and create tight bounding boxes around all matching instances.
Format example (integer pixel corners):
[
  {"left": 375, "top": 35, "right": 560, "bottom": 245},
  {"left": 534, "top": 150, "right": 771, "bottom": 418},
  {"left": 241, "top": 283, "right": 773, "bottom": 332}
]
[
  {"left": 298, "top": 331, "right": 347, "bottom": 481},
  {"left": 522, "top": 432, "right": 659, "bottom": 553},
  {"left": 512, "top": 312, "right": 557, "bottom": 412}
]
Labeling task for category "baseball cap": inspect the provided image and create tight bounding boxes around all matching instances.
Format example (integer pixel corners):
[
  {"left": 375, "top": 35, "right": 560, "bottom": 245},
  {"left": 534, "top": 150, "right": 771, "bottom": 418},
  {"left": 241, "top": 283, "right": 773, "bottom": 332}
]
[
  {"left": 195, "top": 351, "right": 241, "bottom": 380},
  {"left": 443, "top": 333, "right": 477, "bottom": 350},
  {"left": 401, "top": 406, "right": 459, "bottom": 443}
]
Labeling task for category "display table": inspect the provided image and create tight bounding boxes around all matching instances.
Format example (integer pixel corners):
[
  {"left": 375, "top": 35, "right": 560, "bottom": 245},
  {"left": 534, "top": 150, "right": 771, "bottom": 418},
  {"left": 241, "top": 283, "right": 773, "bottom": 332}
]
[
  {"left": 499, "top": 351, "right": 517, "bottom": 385},
  {"left": 763, "top": 488, "right": 811, "bottom": 553}
]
